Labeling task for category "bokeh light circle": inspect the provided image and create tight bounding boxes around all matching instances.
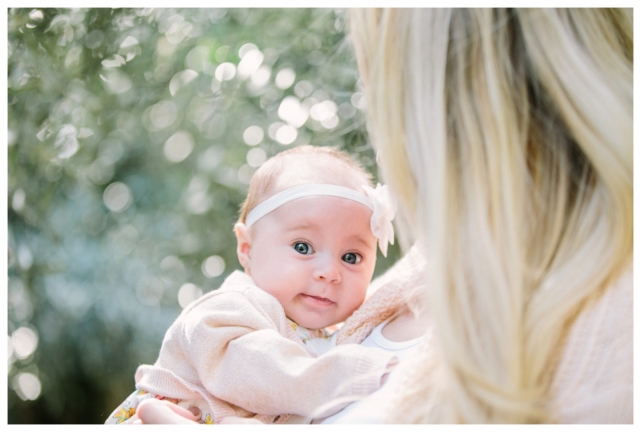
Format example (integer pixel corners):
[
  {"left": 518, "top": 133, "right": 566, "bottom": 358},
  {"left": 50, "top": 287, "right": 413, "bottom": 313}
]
[
  {"left": 11, "top": 327, "right": 38, "bottom": 359},
  {"left": 103, "top": 182, "right": 132, "bottom": 212},
  {"left": 243, "top": 125, "right": 264, "bottom": 146},
  {"left": 202, "top": 255, "right": 225, "bottom": 278},
  {"left": 215, "top": 62, "right": 236, "bottom": 82},
  {"left": 13, "top": 373, "right": 41, "bottom": 401},
  {"left": 164, "top": 131, "right": 194, "bottom": 163},
  {"left": 178, "top": 283, "right": 203, "bottom": 308},
  {"left": 276, "top": 125, "right": 297, "bottom": 145},
  {"left": 247, "top": 147, "right": 266, "bottom": 167},
  {"left": 275, "top": 68, "right": 296, "bottom": 89}
]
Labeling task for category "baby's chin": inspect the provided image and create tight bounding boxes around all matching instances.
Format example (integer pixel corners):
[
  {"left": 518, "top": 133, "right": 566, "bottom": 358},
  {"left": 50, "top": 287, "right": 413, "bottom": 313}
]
[
  {"left": 297, "top": 319, "right": 334, "bottom": 331},
  {"left": 296, "top": 316, "right": 346, "bottom": 331},
  {"left": 289, "top": 307, "right": 355, "bottom": 330}
]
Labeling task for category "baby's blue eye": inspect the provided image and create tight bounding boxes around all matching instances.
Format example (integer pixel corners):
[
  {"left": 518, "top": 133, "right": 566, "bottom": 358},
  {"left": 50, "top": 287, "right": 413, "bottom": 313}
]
[
  {"left": 294, "top": 242, "right": 313, "bottom": 255},
  {"left": 342, "top": 253, "right": 362, "bottom": 264}
]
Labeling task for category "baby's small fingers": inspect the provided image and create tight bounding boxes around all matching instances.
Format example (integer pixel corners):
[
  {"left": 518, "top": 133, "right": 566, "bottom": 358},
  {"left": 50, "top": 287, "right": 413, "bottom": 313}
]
[
  {"left": 188, "top": 406, "right": 202, "bottom": 418},
  {"left": 136, "top": 398, "right": 200, "bottom": 424}
]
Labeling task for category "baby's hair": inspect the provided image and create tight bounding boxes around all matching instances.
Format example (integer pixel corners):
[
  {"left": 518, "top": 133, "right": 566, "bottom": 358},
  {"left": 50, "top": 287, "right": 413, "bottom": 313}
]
[{"left": 237, "top": 145, "right": 374, "bottom": 224}]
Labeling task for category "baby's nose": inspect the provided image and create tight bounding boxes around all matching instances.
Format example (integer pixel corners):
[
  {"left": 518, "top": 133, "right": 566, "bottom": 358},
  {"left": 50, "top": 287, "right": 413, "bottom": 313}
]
[{"left": 312, "top": 256, "right": 341, "bottom": 283}]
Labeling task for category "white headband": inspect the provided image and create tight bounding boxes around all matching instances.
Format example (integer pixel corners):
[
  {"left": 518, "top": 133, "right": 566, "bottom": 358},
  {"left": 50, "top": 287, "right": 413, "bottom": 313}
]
[{"left": 245, "top": 183, "right": 396, "bottom": 256}]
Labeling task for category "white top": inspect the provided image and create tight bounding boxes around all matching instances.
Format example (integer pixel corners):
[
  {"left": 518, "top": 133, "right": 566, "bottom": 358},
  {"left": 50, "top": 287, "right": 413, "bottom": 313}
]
[
  {"left": 284, "top": 315, "right": 421, "bottom": 424},
  {"left": 318, "top": 315, "right": 420, "bottom": 424},
  {"left": 355, "top": 314, "right": 420, "bottom": 361}
]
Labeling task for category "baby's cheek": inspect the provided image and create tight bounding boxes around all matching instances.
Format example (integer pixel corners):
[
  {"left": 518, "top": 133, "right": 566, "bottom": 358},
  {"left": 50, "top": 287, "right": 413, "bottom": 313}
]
[
  {"left": 341, "top": 293, "right": 367, "bottom": 322},
  {"left": 355, "top": 287, "right": 367, "bottom": 305}
]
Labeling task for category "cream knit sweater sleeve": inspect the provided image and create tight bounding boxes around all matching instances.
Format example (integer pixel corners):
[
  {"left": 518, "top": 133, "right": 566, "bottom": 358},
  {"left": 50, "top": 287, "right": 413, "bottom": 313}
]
[
  {"left": 135, "top": 271, "right": 396, "bottom": 420},
  {"left": 548, "top": 269, "right": 633, "bottom": 423},
  {"left": 210, "top": 328, "right": 396, "bottom": 417}
]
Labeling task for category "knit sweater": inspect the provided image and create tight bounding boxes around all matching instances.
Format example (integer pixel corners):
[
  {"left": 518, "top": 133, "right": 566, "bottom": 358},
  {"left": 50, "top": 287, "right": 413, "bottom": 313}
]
[
  {"left": 134, "top": 271, "right": 396, "bottom": 424},
  {"left": 334, "top": 245, "right": 633, "bottom": 423},
  {"left": 548, "top": 269, "right": 632, "bottom": 423},
  {"left": 337, "top": 243, "right": 428, "bottom": 346}
]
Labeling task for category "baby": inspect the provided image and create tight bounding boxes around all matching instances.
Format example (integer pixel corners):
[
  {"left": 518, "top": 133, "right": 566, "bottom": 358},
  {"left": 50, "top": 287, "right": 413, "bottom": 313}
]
[{"left": 106, "top": 145, "right": 398, "bottom": 424}]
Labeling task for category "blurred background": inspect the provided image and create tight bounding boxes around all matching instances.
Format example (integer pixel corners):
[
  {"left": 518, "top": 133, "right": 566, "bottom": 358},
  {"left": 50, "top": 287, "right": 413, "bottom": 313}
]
[{"left": 7, "top": 8, "right": 401, "bottom": 424}]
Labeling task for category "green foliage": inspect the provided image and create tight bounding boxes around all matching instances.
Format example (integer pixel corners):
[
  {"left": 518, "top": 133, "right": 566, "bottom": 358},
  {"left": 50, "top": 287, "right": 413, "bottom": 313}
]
[{"left": 7, "top": 8, "right": 401, "bottom": 423}]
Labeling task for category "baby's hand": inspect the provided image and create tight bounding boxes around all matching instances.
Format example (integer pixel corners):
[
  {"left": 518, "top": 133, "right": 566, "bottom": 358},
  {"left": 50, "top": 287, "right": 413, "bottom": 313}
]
[{"left": 134, "top": 398, "right": 202, "bottom": 424}]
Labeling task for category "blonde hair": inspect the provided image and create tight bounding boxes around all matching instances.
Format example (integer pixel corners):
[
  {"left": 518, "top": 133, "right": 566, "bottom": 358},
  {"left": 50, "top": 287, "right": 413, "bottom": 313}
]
[
  {"left": 350, "top": 8, "right": 632, "bottom": 423},
  {"left": 238, "top": 145, "right": 373, "bottom": 223}
]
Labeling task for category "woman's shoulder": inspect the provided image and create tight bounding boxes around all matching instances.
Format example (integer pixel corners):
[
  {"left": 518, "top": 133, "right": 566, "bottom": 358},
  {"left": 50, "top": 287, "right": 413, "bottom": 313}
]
[{"left": 549, "top": 269, "right": 633, "bottom": 423}]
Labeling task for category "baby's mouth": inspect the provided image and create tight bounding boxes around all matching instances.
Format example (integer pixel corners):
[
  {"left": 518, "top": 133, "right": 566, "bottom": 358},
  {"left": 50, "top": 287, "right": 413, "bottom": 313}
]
[{"left": 300, "top": 294, "right": 334, "bottom": 306}]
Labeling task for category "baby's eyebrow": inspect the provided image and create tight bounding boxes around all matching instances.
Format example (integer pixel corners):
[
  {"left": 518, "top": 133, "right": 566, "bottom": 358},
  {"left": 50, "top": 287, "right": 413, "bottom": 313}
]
[
  {"left": 351, "top": 236, "right": 375, "bottom": 251},
  {"left": 285, "top": 222, "right": 320, "bottom": 232}
]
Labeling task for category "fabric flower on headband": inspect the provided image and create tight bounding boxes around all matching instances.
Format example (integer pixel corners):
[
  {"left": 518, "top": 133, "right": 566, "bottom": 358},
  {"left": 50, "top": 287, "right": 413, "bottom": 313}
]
[{"left": 363, "top": 184, "right": 396, "bottom": 257}]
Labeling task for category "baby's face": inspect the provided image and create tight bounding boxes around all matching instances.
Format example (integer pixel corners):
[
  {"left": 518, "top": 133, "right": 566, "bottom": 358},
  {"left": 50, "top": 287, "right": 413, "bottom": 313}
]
[{"left": 241, "top": 195, "right": 377, "bottom": 329}]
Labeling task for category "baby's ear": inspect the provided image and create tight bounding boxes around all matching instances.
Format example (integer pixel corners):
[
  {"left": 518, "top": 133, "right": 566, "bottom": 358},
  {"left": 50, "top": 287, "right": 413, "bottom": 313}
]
[{"left": 234, "top": 223, "right": 252, "bottom": 274}]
